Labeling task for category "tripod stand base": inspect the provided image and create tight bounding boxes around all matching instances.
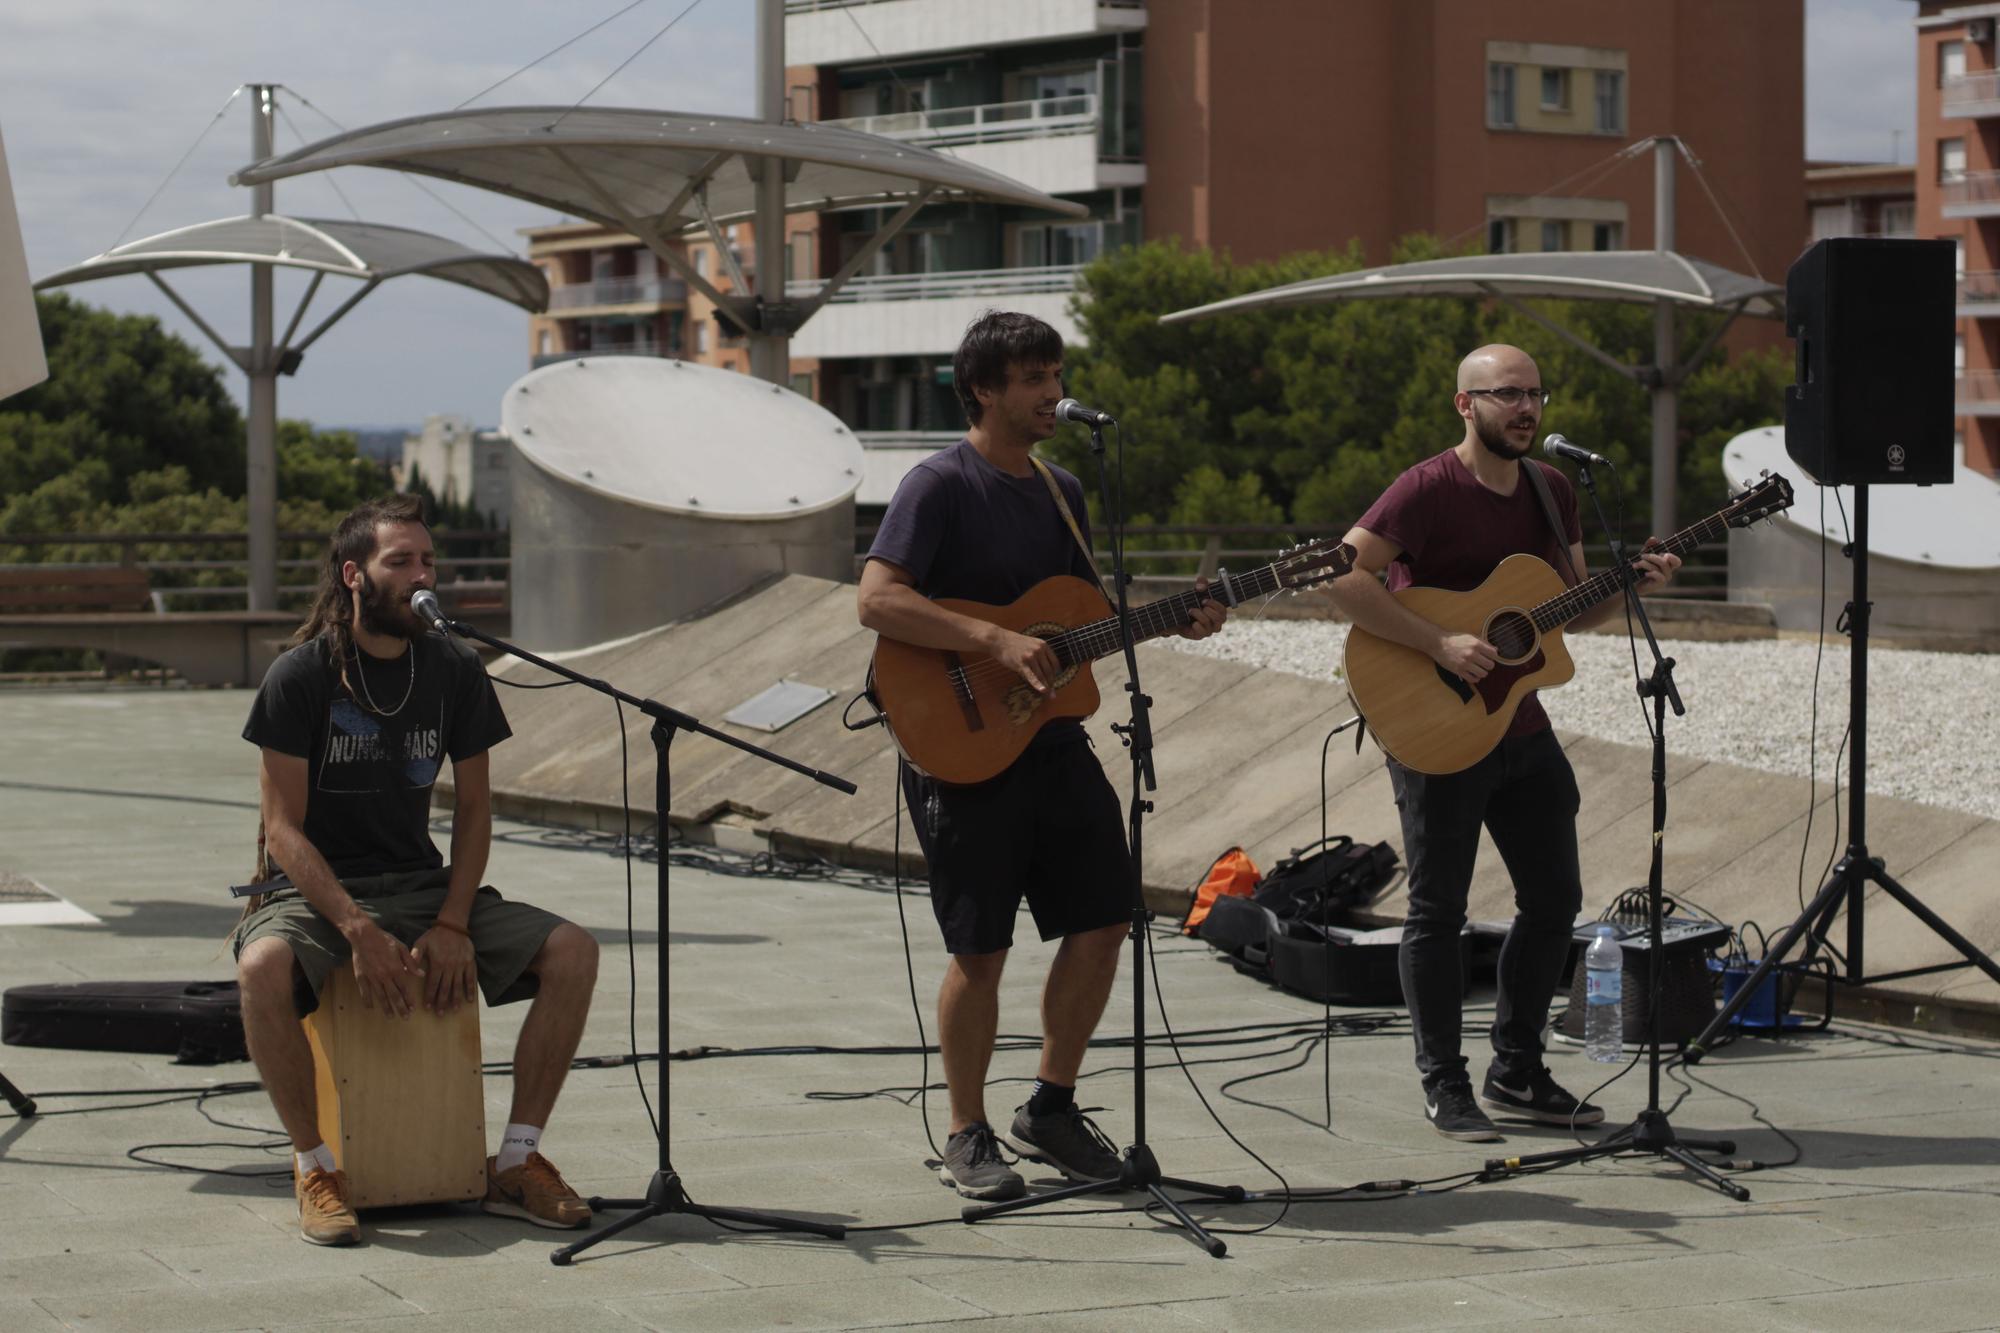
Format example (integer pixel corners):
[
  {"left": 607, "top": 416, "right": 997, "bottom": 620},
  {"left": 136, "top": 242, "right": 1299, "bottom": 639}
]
[
  {"left": 959, "top": 1143, "right": 1244, "bottom": 1258},
  {"left": 1486, "top": 1109, "right": 1748, "bottom": 1201},
  {"left": 0, "top": 1068, "right": 34, "bottom": 1118},
  {"left": 550, "top": 1169, "right": 845, "bottom": 1264}
]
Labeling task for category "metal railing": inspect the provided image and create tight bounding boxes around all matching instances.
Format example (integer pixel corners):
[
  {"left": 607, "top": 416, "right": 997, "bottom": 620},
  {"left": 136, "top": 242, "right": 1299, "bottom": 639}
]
[
  {"left": 1939, "top": 170, "right": 2000, "bottom": 210},
  {"left": 854, "top": 430, "right": 962, "bottom": 448},
  {"left": 786, "top": 263, "right": 1085, "bottom": 304},
  {"left": 547, "top": 276, "right": 687, "bottom": 310},
  {"left": 1944, "top": 71, "right": 2000, "bottom": 110},
  {"left": 1960, "top": 271, "right": 2000, "bottom": 306},
  {"left": 1956, "top": 369, "right": 2000, "bottom": 406},
  {"left": 825, "top": 94, "right": 1099, "bottom": 149},
  {"left": 533, "top": 341, "right": 666, "bottom": 369},
  {"left": 852, "top": 522, "right": 1735, "bottom": 598},
  {"left": 0, "top": 530, "right": 510, "bottom": 612}
]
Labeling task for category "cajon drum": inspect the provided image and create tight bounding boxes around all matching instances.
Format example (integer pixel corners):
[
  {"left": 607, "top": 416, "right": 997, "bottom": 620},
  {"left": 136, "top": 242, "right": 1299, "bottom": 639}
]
[{"left": 302, "top": 968, "right": 487, "bottom": 1210}]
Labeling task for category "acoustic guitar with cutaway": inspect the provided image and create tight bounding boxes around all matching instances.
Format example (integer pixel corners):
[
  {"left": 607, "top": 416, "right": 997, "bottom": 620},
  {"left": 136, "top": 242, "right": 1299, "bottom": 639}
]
[
  {"left": 870, "top": 538, "right": 1358, "bottom": 785},
  {"left": 1343, "top": 472, "right": 1794, "bottom": 776}
]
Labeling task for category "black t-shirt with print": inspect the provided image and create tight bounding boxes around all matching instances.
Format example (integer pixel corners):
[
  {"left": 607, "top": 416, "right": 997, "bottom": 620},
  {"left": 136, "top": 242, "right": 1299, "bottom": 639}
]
[{"left": 243, "top": 633, "right": 512, "bottom": 878}]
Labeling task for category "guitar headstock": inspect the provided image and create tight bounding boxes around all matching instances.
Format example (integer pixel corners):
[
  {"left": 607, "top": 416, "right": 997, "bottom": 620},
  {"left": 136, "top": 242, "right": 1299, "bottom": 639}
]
[
  {"left": 1723, "top": 470, "right": 1795, "bottom": 529},
  {"left": 1270, "top": 537, "right": 1357, "bottom": 592}
]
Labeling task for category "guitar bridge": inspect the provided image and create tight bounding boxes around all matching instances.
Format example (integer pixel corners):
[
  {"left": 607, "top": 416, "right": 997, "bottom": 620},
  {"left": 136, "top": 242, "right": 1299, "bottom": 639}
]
[{"left": 943, "top": 653, "right": 986, "bottom": 733}]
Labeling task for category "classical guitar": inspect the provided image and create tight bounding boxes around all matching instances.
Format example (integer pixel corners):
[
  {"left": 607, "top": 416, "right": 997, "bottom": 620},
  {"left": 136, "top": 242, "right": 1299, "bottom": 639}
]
[
  {"left": 870, "top": 538, "right": 1357, "bottom": 785},
  {"left": 1343, "top": 472, "right": 1794, "bottom": 776}
]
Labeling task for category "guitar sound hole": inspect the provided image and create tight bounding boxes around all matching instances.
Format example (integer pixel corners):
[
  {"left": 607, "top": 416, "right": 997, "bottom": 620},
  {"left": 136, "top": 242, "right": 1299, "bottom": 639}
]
[{"left": 1486, "top": 610, "right": 1537, "bottom": 664}]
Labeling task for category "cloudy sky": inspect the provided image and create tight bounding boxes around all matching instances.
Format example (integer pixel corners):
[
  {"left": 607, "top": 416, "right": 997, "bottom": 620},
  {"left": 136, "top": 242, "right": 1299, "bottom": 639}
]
[{"left": 2, "top": 0, "right": 1917, "bottom": 430}]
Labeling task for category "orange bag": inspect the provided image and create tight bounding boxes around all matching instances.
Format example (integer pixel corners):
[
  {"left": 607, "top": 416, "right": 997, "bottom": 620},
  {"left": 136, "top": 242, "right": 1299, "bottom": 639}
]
[{"left": 1181, "top": 847, "right": 1260, "bottom": 936}]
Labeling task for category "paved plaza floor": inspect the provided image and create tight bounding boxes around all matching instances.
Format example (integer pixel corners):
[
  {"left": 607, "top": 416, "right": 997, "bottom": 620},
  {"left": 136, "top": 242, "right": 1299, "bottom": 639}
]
[{"left": 3, "top": 687, "right": 2000, "bottom": 1331}]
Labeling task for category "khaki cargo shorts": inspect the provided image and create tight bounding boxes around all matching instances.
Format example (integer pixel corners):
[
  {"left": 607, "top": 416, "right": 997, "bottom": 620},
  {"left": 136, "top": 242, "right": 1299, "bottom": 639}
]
[{"left": 231, "top": 866, "right": 568, "bottom": 1017}]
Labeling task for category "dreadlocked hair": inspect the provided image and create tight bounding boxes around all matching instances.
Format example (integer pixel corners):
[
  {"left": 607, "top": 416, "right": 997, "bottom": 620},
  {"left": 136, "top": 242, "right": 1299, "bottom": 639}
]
[{"left": 292, "top": 493, "right": 430, "bottom": 702}]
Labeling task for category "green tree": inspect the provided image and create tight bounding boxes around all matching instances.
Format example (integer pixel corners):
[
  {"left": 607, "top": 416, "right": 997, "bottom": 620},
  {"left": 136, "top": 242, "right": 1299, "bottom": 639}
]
[
  {"left": 1056, "top": 238, "right": 1786, "bottom": 542},
  {"left": 0, "top": 292, "right": 244, "bottom": 504}
]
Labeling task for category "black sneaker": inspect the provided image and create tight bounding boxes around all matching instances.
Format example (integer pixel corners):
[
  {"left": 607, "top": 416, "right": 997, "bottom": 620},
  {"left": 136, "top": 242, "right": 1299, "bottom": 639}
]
[
  {"left": 1006, "top": 1104, "right": 1125, "bottom": 1183},
  {"left": 937, "top": 1123, "right": 1026, "bottom": 1200},
  {"left": 1425, "top": 1082, "right": 1503, "bottom": 1142},
  {"left": 1481, "top": 1066, "right": 1605, "bottom": 1126}
]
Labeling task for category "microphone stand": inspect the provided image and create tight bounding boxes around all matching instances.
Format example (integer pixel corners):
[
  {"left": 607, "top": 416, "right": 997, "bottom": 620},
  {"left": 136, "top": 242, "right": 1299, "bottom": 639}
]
[
  {"left": 1479, "top": 462, "right": 1746, "bottom": 1201},
  {"left": 958, "top": 418, "right": 1245, "bottom": 1257},
  {"left": 427, "top": 614, "right": 855, "bottom": 1261}
]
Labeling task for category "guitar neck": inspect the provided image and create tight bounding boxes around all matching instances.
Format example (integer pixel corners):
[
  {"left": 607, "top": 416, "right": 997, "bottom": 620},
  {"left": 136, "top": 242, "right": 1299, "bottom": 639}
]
[
  {"left": 1530, "top": 510, "right": 1731, "bottom": 632},
  {"left": 1051, "top": 562, "right": 1286, "bottom": 666}
]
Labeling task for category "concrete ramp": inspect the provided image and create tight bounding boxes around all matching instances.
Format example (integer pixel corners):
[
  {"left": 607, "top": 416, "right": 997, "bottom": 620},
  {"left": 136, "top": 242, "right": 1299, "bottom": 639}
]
[{"left": 473, "top": 574, "right": 2000, "bottom": 1019}]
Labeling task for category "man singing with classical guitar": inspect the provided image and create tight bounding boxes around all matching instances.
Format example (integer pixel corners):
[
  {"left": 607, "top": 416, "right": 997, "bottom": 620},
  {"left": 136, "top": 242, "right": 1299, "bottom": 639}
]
[
  {"left": 1330, "top": 344, "right": 1679, "bottom": 1142},
  {"left": 857, "top": 311, "right": 1226, "bottom": 1198}
]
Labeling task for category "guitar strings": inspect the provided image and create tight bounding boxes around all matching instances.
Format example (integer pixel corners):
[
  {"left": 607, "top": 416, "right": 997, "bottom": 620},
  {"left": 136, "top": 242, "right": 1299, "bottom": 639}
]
[{"left": 943, "top": 563, "right": 1309, "bottom": 692}]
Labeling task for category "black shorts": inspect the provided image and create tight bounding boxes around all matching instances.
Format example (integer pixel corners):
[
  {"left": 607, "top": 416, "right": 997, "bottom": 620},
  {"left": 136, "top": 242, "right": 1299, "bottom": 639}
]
[{"left": 902, "top": 738, "right": 1134, "bottom": 955}]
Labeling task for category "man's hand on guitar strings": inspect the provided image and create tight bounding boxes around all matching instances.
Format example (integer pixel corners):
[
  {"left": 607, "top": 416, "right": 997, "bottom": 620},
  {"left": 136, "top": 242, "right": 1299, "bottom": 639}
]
[
  {"left": 1175, "top": 576, "right": 1229, "bottom": 642},
  {"left": 1433, "top": 632, "right": 1498, "bottom": 684},
  {"left": 1629, "top": 541, "right": 1682, "bottom": 595},
  {"left": 985, "top": 625, "right": 1062, "bottom": 695}
]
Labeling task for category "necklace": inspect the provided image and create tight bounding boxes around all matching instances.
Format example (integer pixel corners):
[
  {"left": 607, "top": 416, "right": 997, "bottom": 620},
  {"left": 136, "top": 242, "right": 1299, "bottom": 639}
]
[{"left": 350, "top": 641, "right": 415, "bottom": 717}]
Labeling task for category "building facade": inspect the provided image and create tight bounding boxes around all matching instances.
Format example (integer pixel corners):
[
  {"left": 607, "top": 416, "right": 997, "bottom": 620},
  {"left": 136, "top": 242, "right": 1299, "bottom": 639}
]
[
  {"left": 398, "top": 415, "right": 513, "bottom": 527},
  {"left": 1917, "top": 1, "right": 2000, "bottom": 476},
  {"left": 520, "top": 1, "right": 1806, "bottom": 496}
]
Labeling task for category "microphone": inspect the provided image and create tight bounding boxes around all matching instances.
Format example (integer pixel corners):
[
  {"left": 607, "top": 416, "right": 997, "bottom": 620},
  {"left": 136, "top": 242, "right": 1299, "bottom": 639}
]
[
  {"left": 410, "top": 588, "right": 449, "bottom": 634},
  {"left": 1543, "top": 433, "right": 1612, "bottom": 468},
  {"left": 1055, "top": 398, "right": 1116, "bottom": 427}
]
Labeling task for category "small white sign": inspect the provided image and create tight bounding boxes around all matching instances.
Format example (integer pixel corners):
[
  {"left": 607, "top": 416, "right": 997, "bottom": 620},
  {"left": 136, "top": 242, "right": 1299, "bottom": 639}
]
[{"left": 724, "top": 680, "right": 835, "bottom": 733}]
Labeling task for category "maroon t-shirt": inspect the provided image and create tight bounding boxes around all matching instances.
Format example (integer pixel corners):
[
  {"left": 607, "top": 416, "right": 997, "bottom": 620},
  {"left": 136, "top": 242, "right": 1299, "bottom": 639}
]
[{"left": 1355, "top": 448, "right": 1583, "bottom": 737}]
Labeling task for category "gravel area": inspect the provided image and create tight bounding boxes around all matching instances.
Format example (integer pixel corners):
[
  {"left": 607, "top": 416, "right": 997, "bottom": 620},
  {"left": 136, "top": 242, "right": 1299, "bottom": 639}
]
[{"left": 1155, "top": 617, "right": 2000, "bottom": 821}]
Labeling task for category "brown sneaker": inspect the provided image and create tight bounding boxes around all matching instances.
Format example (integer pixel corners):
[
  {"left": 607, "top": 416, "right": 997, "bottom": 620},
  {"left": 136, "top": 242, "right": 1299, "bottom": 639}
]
[
  {"left": 296, "top": 1166, "right": 360, "bottom": 1246},
  {"left": 482, "top": 1153, "right": 591, "bottom": 1229}
]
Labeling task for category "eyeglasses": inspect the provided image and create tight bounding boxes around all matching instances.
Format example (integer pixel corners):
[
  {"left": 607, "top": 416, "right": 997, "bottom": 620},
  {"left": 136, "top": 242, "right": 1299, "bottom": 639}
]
[{"left": 1464, "top": 387, "right": 1552, "bottom": 407}]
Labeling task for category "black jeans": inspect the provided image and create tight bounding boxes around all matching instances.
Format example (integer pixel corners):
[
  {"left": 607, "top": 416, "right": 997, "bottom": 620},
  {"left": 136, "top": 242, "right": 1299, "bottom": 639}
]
[{"left": 1388, "top": 726, "right": 1582, "bottom": 1093}]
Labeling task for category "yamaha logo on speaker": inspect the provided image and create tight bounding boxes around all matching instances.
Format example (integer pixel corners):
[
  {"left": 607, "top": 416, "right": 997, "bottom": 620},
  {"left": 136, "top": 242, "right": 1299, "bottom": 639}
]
[{"left": 1887, "top": 444, "right": 1907, "bottom": 471}]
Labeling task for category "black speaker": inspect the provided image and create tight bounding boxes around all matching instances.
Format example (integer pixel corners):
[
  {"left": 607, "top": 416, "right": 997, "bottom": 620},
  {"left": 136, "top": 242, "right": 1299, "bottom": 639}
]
[{"left": 1785, "top": 237, "right": 1955, "bottom": 486}]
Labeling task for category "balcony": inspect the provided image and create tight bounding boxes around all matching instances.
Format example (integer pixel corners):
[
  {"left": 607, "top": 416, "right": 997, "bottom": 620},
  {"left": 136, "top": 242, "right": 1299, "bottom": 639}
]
[
  {"left": 532, "top": 342, "right": 667, "bottom": 369},
  {"left": 786, "top": 0, "right": 1145, "bottom": 67},
  {"left": 1956, "top": 369, "right": 2000, "bottom": 416},
  {"left": 822, "top": 94, "right": 1142, "bottom": 195},
  {"left": 1939, "top": 170, "right": 2000, "bottom": 219},
  {"left": 788, "top": 265, "right": 1085, "bottom": 358},
  {"left": 1943, "top": 72, "right": 2000, "bottom": 120},
  {"left": 546, "top": 276, "right": 687, "bottom": 316},
  {"left": 1961, "top": 271, "right": 2000, "bottom": 318}
]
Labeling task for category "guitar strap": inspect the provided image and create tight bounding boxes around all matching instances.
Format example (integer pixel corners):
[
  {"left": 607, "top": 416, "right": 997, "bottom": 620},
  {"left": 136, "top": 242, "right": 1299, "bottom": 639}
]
[
  {"left": 1029, "top": 455, "right": 1106, "bottom": 587},
  {"left": 1522, "top": 460, "right": 1582, "bottom": 588}
]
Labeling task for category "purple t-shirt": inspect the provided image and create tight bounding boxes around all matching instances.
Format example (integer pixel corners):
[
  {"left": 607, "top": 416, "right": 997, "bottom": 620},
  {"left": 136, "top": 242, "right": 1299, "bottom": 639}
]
[
  {"left": 868, "top": 439, "right": 1100, "bottom": 748},
  {"left": 1356, "top": 448, "right": 1583, "bottom": 737}
]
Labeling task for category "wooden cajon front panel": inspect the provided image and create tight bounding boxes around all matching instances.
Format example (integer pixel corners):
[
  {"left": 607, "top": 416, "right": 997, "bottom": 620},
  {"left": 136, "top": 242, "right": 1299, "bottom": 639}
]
[{"left": 303, "top": 967, "right": 487, "bottom": 1210}]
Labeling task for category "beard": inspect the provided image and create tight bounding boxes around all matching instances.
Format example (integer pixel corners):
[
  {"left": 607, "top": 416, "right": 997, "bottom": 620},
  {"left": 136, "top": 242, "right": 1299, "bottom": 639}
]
[
  {"left": 355, "top": 570, "right": 415, "bottom": 639},
  {"left": 1473, "top": 409, "right": 1536, "bottom": 460}
]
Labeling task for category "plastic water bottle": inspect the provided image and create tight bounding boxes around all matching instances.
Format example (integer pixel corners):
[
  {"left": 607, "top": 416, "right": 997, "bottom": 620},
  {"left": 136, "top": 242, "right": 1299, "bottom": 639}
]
[{"left": 1584, "top": 925, "right": 1625, "bottom": 1063}]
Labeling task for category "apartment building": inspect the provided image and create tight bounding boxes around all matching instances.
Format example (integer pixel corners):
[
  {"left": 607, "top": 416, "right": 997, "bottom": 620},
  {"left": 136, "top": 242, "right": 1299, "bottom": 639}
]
[
  {"left": 520, "top": 2, "right": 1804, "bottom": 494},
  {"left": 785, "top": 1, "right": 1801, "bottom": 447},
  {"left": 523, "top": 216, "right": 822, "bottom": 385},
  {"left": 1918, "top": 0, "right": 2000, "bottom": 476},
  {"left": 1807, "top": 162, "right": 1918, "bottom": 245}
]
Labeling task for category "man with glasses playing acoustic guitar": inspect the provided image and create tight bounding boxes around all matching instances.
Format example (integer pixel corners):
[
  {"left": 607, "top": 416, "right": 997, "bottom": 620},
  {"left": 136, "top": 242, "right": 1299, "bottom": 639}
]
[
  {"left": 857, "top": 310, "right": 1226, "bottom": 1199},
  {"left": 1329, "top": 343, "right": 1680, "bottom": 1142}
]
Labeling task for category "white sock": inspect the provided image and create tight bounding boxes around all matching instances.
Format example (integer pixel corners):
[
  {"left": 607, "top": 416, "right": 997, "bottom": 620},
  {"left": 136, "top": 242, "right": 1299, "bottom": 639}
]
[
  {"left": 295, "top": 1143, "right": 336, "bottom": 1177},
  {"left": 495, "top": 1122, "right": 543, "bottom": 1173}
]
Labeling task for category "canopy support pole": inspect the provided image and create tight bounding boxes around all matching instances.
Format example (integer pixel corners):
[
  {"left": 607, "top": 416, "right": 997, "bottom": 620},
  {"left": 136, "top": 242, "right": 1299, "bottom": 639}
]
[{"left": 248, "top": 84, "right": 279, "bottom": 611}]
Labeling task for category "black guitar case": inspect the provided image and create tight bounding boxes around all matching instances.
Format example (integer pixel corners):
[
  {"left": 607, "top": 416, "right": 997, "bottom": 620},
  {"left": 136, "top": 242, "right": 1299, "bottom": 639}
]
[{"left": 3, "top": 980, "right": 248, "bottom": 1065}]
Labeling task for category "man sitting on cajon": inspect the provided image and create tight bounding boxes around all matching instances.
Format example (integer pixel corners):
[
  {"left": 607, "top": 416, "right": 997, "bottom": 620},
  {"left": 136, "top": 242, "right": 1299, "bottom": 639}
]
[{"left": 233, "top": 494, "right": 600, "bottom": 1246}]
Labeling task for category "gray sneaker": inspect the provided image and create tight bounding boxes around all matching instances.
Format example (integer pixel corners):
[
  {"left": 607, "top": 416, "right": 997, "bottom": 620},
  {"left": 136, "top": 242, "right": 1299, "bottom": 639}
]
[
  {"left": 1006, "top": 1104, "right": 1125, "bottom": 1183},
  {"left": 937, "top": 1123, "right": 1026, "bottom": 1200}
]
